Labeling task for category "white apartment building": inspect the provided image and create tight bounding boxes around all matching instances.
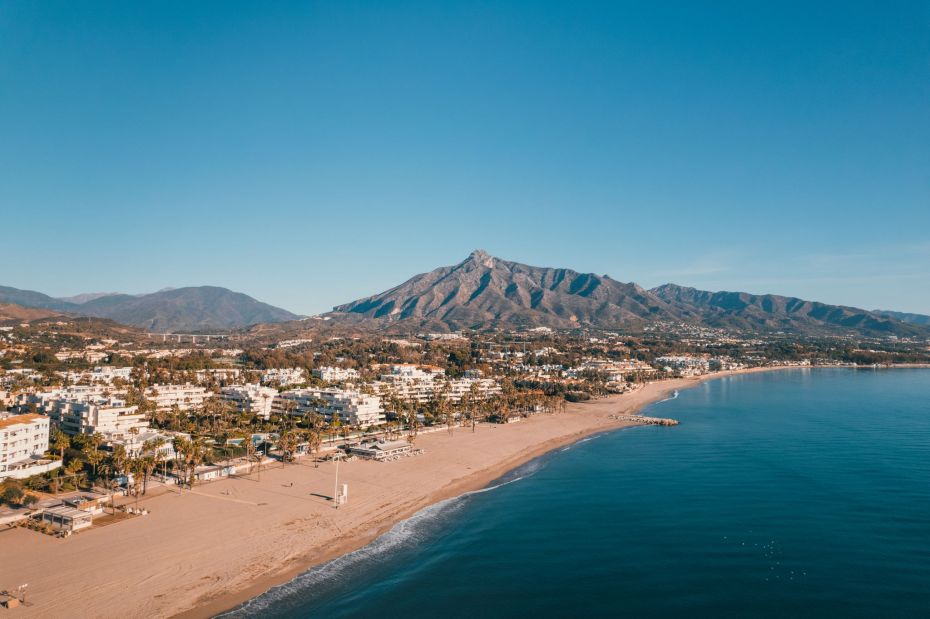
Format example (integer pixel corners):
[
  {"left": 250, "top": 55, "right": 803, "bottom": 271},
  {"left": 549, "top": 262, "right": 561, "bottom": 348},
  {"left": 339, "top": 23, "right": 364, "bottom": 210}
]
[
  {"left": 11, "top": 386, "right": 109, "bottom": 414},
  {"left": 0, "top": 413, "right": 59, "bottom": 480},
  {"left": 312, "top": 366, "right": 360, "bottom": 382},
  {"left": 46, "top": 397, "right": 149, "bottom": 438},
  {"left": 374, "top": 365, "right": 500, "bottom": 404},
  {"left": 220, "top": 384, "right": 278, "bottom": 420},
  {"left": 274, "top": 388, "right": 385, "bottom": 426},
  {"left": 261, "top": 368, "right": 306, "bottom": 386},
  {"left": 145, "top": 384, "right": 210, "bottom": 413}
]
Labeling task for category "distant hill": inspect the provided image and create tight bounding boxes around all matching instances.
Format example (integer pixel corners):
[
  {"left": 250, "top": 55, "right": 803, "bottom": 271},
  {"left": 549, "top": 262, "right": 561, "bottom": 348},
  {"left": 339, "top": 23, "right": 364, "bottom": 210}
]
[
  {"left": 0, "top": 285, "right": 300, "bottom": 332},
  {"left": 0, "top": 285, "right": 77, "bottom": 312},
  {"left": 873, "top": 309, "right": 930, "bottom": 326},
  {"left": 0, "top": 303, "right": 65, "bottom": 323},
  {"left": 330, "top": 250, "right": 926, "bottom": 337}
]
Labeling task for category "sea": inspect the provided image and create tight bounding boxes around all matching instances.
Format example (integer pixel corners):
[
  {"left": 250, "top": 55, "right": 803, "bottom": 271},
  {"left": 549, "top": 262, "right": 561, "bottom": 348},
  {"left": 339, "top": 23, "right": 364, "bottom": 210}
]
[{"left": 220, "top": 368, "right": 930, "bottom": 618}]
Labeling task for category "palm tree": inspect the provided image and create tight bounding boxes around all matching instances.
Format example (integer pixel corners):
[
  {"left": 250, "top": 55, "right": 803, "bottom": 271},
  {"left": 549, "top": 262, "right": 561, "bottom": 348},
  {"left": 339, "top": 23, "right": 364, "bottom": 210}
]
[
  {"left": 64, "top": 458, "right": 85, "bottom": 489},
  {"left": 140, "top": 454, "right": 157, "bottom": 495},
  {"left": 51, "top": 428, "right": 70, "bottom": 462},
  {"left": 111, "top": 444, "right": 129, "bottom": 480},
  {"left": 244, "top": 438, "right": 257, "bottom": 474},
  {"left": 277, "top": 430, "right": 298, "bottom": 463},
  {"left": 328, "top": 414, "right": 342, "bottom": 447}
]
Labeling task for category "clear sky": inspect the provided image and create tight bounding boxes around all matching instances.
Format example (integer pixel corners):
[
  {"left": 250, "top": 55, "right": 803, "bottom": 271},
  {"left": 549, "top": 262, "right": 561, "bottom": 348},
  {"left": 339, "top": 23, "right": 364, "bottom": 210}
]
[{"left": 1, "top": 1, "right": 928, "bottom": 315}]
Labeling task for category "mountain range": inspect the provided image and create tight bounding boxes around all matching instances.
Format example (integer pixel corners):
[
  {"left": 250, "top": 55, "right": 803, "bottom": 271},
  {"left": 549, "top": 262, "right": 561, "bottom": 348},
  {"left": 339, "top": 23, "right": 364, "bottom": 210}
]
[
  {"left": 330, "top": 250, "right": 927, "bottom": 337},
  {"left": 3, "top": 251, "right": 925, "bottom": 337},
  {"left": 0, "top": 285, "right": 300, "bottom": 332}
]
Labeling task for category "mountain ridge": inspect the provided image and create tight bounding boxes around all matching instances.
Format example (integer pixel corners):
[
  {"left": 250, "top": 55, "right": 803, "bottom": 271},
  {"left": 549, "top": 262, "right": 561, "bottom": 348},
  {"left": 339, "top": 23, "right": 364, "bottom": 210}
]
[{"left": 330, "top": 250, "right": 925, "bottom": 337}]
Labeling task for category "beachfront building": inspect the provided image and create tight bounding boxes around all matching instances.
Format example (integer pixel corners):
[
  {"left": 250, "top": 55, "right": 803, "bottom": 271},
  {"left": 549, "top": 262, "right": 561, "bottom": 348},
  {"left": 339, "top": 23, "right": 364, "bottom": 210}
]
[
  {"left": 567, "top": 358, "right": 657, "bottom": 380},
  {"left": 348, "top": 439, "right": 413, "bottom": 461},
  {"left": 219, "top": 384, "right": 278, "bottom": 420},
  {"left": 0, "top": 413, "right": 60, "bottom": 480},
  {"left": 374, "top": 364, "right": 500, "bottom": 404},
  {"left": 145, "top": 384, "right": 210, "bottom": 413},
  {"left": 46, "top": 397, "right": 148, "bottom": 438},
  {"left": 35, "top": 505, "right": 93, "bottom": 533},
  {"left": 312, "top": 366, "right": 360, "bottom": 382},
  {"left": 274, "top": 388, "right": 385, "bottom": 426},
  {"left": 107, "top": 429, "right": 180, "bottom": 459}
]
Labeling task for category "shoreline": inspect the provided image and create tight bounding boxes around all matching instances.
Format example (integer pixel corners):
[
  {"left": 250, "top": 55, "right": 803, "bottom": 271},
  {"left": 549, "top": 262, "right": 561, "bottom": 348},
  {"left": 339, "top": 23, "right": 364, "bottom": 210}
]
[
  {"left": 181, "top": 365, "right": 795, "bottom": 619},
  {"left": 0, "top": 365, "right": 832, "bottom": 619}
]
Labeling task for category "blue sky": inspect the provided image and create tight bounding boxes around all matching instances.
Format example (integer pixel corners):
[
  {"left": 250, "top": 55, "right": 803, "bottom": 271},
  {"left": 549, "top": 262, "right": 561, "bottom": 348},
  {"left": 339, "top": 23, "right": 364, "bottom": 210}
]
[{"left": 1, "top": 1, "right": 928, "bottom": 315}]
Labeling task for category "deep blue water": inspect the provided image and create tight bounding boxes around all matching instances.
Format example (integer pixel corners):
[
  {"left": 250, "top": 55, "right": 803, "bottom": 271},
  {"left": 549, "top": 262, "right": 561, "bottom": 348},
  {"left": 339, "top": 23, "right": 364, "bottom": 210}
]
[{"left": 222, "top": 369, "right": 930, "bottom": 618}]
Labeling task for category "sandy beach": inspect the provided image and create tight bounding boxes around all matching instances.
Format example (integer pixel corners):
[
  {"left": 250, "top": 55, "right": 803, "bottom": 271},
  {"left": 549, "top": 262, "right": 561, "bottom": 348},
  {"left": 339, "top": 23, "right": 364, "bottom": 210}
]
[{"left": 0, "top": 368, "right": 783, "bottom": 618}]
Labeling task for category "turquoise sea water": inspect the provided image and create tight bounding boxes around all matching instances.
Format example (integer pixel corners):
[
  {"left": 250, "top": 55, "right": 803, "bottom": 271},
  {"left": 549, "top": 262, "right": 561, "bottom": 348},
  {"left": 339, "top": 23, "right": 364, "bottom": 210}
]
[{"left": 222, "top": 369, "right": 930, "bottom": 618}]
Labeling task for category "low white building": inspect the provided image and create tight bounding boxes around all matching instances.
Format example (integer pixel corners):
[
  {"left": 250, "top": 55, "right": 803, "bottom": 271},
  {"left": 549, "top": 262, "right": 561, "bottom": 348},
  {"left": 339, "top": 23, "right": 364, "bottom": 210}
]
[
  {"left": 220, "top": 384, "right": 278, "bottom": 420},
  {"left": 312, "top": 367, "right": 360, "bottom": 382},
  {"left": 58, "top": 366, "right": 133, "bottom": 385},
  {"left": 0, "top": 413, "right": 60, "bottom": 480},
  {"left": 145, "top": 384, "right": 210, "bottom": 413},
  {"left": 274, "top": 388, "right": 385, "bottom": 426},
  {"left": 348, "top": 439, "right": 413, "bottom": 460},
  {"left": 107, "top": 429, "right": 181, "bottom": 460}
]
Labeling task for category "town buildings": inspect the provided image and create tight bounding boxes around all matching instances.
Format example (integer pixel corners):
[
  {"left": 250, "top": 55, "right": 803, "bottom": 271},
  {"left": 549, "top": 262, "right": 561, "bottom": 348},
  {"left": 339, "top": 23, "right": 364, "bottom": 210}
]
[{"left": 312, "top": 366, "right": 360, "bottom": 382}]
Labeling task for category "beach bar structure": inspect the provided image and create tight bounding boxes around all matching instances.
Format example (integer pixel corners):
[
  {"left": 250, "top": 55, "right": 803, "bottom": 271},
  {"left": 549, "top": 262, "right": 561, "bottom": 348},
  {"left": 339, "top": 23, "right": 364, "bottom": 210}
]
[
  {"left": 348, "top": 440, "right": 412, "bottom": 461},
  {"left": 36, "top": 505, "right": 93, "bottom": 533}
]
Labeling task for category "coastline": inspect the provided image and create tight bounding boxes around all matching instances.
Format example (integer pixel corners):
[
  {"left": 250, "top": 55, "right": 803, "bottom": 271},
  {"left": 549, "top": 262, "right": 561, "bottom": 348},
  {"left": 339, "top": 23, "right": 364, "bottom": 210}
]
[
  {"left": 0, "top": 366, "right": 798, "bottom": 619},
  {"left": 181, "top": 366, "right": 792, "bottom": 619}
]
